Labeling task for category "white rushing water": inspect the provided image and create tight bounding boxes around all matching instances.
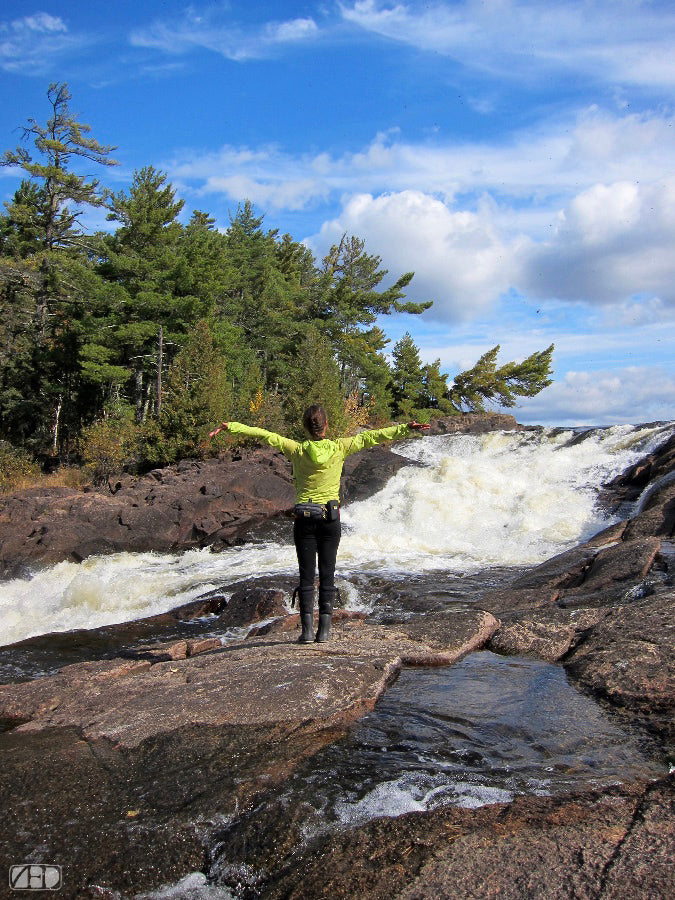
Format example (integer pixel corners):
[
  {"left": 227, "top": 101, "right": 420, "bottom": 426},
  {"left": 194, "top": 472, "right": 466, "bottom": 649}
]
[{"left": 1, "top": 422, "right": 673, "bottom": 648}]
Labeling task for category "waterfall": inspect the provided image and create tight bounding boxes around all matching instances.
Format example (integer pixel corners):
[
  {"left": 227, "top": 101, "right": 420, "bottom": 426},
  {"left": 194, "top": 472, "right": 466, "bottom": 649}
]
[{"left": 1, "top": 422, "right": 673, "bottom": 648}]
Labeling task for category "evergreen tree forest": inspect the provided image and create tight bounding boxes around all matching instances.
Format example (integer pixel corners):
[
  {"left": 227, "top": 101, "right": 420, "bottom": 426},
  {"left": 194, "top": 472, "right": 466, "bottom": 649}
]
[{"left": 0, "top": 85, "right": 554, "bottom": 480}]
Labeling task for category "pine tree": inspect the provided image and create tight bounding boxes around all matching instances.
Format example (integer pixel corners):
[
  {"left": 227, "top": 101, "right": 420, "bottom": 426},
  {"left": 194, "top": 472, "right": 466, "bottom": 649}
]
[
  {"left": 143, "top": 320, "right": 230, "bottom": 465},
  {"left": 448, "top": 344, "right": 554, "bottom": 412},
  {"left": 391, "top": 332, "right": 426, "bottom": 419},
  {"left": 421, "top": 359, "right": 454, "bottom": 415},
  {"left": 283, "top": 327, "right": 351, "bottom": 439},
  {"left": 0, "top": 83, "right": 117, "bottom": 453},
  {"left": 1, "top": 83, "right": 118, "bottom": 256},
  {"left": 98, "top": 167, "right": 188, "bottom": 420},
  {"left": 222, "top": 201, "right": 303, "bottom": 387},
  {"left": 312, "top": 235, "right": 431, "bottom": 415}
]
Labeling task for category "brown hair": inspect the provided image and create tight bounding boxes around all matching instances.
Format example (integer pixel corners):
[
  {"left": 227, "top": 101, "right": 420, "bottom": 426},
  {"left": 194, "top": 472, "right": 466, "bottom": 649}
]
[{"left": 302, "top": 404, "right": 328, "bottom": 439}]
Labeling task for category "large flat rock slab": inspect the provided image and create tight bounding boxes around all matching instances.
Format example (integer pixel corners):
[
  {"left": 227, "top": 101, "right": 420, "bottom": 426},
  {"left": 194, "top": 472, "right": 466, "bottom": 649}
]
[
  {"left": 0, "top": 612, "right": 498, "bottom": 748},
  {"left": 0, "top": 611, "right": 498, "bottom": 897}
]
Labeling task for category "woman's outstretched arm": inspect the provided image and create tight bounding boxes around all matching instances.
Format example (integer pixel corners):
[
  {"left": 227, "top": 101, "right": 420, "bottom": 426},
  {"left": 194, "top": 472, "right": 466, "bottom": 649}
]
[
  {"left": 339, "top": 421, "right": 429, "bottom": 456},
  {"left": 209, "top": 421, "right": 299, "bottom": 456}
]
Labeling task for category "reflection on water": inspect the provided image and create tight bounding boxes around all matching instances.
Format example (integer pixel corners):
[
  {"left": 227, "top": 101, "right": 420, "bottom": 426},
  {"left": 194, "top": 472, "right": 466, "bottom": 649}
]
[
  {"left": 134, "top": 651, "right": 668, "bottom": 898},
  {"left": 248, "top": 652, "right": 666, "bottom": 839}
]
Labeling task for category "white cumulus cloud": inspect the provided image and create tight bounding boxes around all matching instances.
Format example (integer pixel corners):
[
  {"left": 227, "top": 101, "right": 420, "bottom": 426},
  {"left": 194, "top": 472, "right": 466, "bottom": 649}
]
[
  {"left": 310, "top": 190, "right": 519, "bottom": 319},
  {"left": 520, "top": 176, "right": 675, "bottom": 304},
  {"left": 166, "top": 104, "right": 675, "bottom": 320}
]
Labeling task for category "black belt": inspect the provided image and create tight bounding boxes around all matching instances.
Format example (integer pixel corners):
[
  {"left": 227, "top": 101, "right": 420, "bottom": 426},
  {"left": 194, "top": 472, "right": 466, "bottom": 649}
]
[{"left": 294, "top": 500, "right": 340, "bottom": 521}]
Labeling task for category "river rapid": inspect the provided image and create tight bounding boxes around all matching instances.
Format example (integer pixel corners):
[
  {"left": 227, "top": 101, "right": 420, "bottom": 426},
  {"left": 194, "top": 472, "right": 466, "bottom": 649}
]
[{"left": 2, "top": 421, "right": 674, "bottom": 649}]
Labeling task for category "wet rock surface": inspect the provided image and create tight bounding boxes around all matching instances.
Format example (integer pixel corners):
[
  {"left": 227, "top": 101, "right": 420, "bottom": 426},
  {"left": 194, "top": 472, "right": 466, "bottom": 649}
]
[
  {"left": 0, "top": 613, "right": 496, "bottom": 898},
  {"left": 1, "top": 421, "right": 674, "bottom": 897},
  {"left": 2, "top": 618, "right": 497, "bottom": 746},
  {"left": 258, "top": 776, "right": 674, "bottom": 900}
]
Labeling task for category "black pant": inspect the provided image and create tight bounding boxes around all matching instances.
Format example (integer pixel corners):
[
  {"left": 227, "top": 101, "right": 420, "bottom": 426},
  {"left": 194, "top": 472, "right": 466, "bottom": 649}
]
[{"left": 293, "top": 516, "right": 341, "bottom": 592}]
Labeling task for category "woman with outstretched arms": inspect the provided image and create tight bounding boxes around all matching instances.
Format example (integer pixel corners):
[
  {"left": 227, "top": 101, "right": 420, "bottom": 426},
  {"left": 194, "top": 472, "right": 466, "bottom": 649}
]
[{"left": 210, "top": 404, "right": 429, "bottom": 643}]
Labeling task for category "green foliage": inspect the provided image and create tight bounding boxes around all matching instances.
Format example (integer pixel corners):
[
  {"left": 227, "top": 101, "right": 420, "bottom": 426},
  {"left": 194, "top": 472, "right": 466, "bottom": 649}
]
[
  {"left": 448, "top": 344, "right": 555, "bottom": 412},
  {"left": 1, "top": 82, "right": 118, "bottom": 253},
  {"left": 421, "top": 359, "right": 456, "bottom": 416},
  {"left": 80, "top": 403, "right": 138, "bottom": 485},
  {"left": 391, "top": 332, "right": 425, "bottom": 419},
  {"left": 246, "top": 386, "right": 286, "bottom": 433},
  {"left": 0, "top": 83, "right": 118, "bottom": 454},
  {"left": 0, "top": 84, "right": 557, "bottom": 467},
  {"left": 312, "top": 235, "right": 431, "bottom": 402},
  {"left": 142, "top": 320, "right": 230, "bottom": 466},
  {"left": 283, "top": 327, "right": 352, "bottom": 439}
]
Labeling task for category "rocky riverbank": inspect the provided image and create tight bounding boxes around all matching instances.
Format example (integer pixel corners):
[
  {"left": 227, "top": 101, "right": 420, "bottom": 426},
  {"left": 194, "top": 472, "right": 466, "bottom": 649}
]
[
  {"left": 0, "top": 413, "right": 517, "bottom": 579},
  {"left": 0, "top": 418, "right": 673, "bottom": 898}
]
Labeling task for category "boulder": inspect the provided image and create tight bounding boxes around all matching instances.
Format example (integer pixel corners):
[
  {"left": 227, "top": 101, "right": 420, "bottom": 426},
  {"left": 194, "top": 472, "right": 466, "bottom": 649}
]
[
  {"left": 341, "top": 444, "right": 417, "bottom": 504},
  {"left": 0, "top": 612, "right": 500, "bottom": 747},
  {"left": 557, "top": 537, "right": 662, "bottom": 607},
  {"left": 426, "top": 413, "right": 520, "bottom": 435},
  {"left": 488, "top": 607, "right": 609, "bottom": 662},
  {"left": 564, "top": 588, "right": 675, "bottom": 743},
  {"left": 215, "top": 586, "right": 288, "bottom": 627},
  {"left": 601, "top": 432, "right": 675, "bottom": 507}
]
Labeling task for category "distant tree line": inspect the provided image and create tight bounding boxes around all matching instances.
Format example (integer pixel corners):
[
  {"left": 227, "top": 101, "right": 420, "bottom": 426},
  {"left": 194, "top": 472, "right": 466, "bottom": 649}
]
[{"left": 0, "top": 84, "right": 553, "bottom": 479}]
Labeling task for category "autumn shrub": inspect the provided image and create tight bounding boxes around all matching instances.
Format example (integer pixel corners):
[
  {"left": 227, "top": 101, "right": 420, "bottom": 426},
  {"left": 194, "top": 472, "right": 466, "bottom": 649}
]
[
  {"left": 0, "top": 441, "right": 41, "bottom": 494},
  {"left": 80, "top": 404, "right": 139, "bottom": 485}
]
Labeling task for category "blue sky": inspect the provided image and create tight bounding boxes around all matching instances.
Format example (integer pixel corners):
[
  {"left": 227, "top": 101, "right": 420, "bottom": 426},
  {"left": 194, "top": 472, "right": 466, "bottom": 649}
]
[{"left": 1, "top": 0, "right": 674, "bottom": 426}]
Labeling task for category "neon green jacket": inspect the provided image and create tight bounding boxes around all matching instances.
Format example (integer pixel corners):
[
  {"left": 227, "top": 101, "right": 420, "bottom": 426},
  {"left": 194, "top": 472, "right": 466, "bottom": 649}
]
[{"left": 226, "top": 422, "right": 415, "bottom": 504}]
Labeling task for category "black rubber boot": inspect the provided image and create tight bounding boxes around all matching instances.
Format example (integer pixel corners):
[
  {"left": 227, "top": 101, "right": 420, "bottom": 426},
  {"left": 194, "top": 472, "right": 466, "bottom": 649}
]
[
  {"left": 298, "top": 588, "right": 315, "bottom": 643},
  {"left": 315, "top": 588, "right": 335, "bottom": 643}
]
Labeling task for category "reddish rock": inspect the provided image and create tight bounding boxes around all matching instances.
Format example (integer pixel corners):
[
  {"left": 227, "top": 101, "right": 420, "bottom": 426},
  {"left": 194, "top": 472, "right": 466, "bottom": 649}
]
[
  {"left": 557, "top": 537, "right": 662, "bottom": 607},
  {"left": 259, "top": 778, "right": 674, "bottom": 900},
  {"left": 488, "top": 607, "right": 609, "bottom": 662},
  {"left": 0, "top": 616, "right": 497, "bottom": 748},
  {"left": 623, "top": 480, "right": 675, "bottom": 542},
  {"left": 480, "top": 446, "right": 674, "bottom": 746},
  {"left": 564, "top": 589, "right": 675, "bottom": 743},
  {"left": 216, "top": 586, "right": 288, "bottom": 627},
  {"left": 0, "top": 449, "right": 296, "bottom": 576},
  {"left": 0, "top": 613, "right": 503, "bottom": 896},
  {"left": 426, "top": 412, "right": 520, "bottom": 435},
  {"left": 601, "top": 432, "right": 675, "bottom": 507},
  {"left": 394, "top": 609, "right": 500, "bottom": 666}
]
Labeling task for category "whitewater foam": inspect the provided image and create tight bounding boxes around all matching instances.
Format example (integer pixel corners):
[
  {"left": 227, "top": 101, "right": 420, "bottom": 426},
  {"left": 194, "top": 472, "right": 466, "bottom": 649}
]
[{"left": 1, "top": 422, "right": 673, "bottom": 646}]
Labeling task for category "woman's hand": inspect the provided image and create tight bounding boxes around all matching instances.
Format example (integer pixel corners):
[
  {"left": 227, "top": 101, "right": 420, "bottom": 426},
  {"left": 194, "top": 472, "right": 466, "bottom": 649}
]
[
  {"left": 209, "top": 422, "right": 229, "bottom": 438},
  {"left": 407, "top": 422, "right": 430, "bottom": 431}
]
